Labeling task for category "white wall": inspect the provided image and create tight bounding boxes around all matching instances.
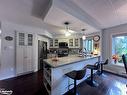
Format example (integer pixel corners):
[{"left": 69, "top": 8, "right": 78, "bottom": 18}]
[
  {"left": 102, "top": 24, "right": 127, "bottom": 61},
  {"left": 102, "top": 23, "right": 127, "bottom": 74},
  {"left": 84, "top": 31, "right": 102, "bottom": 57},
  {"left": 0, "top": 21, "right": 52, "bottom": 80}
]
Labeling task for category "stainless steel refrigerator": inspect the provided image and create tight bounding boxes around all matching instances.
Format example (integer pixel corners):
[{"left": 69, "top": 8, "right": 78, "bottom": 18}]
[{"left": 38, "top": 40, "right": 47, "bottom": 70}]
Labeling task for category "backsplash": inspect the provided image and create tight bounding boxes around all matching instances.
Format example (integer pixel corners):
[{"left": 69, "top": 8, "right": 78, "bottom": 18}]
[{"left": 69, "top": 48, "right": 79, "bottom": 54}]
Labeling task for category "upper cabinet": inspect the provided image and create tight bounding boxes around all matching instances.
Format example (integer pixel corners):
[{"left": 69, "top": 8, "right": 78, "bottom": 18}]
[
  {"left": 50, "top": 38, "right": 82, "bottom": 48},
  {"left": 28, "top": 34, "right": 33, "bottom": 46},
  {"left": 18, "top": 33, "right": 25, "bottom": 46},
  {"left": 69, "top": 38, "right": 80, "bottom": 48},
  {"left": 54, "top": 39, "right": 58, "bottom": 47},
  {"left": 50, "top": 39, "right": 53, "bottom": 47},
  {"left": 18, "top": 33, "right": 33, "bottom": 46},
  {"left": 69, "top": 39, "right": 73, "bottom": 47},
  {"left": 74, "top": 38, "right": 79, "bottom": 47},
  {"left": 49, "top": 39, "right": 58, "bottom": 48}
]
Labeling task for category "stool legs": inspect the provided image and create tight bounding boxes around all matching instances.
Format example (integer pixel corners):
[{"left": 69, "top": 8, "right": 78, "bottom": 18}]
[
  {"left": 91, "top": 69, "right": 93, "bottom": 82},
  {"left": 86, "top": 69, "right": 98, "bottom": 87},
  {"left": 101, "top": 64, "right": 103, "bottom": 74},
  {"left": 74, "top": 79, "right": 76, "bottom": 95}
]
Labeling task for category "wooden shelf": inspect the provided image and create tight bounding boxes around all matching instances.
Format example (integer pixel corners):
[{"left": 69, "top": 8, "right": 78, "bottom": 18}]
[
  {"left": 44, "top": 82, "right": 51, "bottom": 95},
  {"left": 43, "top": 62, "right": 51, "bottom": 94},
  {"left": 44, "top": 72, "right": 51, "bottom": 86}
]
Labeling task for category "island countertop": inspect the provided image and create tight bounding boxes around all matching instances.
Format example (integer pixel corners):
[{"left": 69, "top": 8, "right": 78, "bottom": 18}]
[{"left": 43, "top": 55, "right": 100, "bottom": 68}]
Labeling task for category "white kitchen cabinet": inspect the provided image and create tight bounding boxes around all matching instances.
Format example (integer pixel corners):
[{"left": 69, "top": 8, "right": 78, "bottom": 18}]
[
  {"left": 50, "top": 38, "right": 81, "bottom": 48},
  {"left": 69, "top": 38, "right": 81, "bottom": 48},
  {"left": 49, "top": 39, "right": 59, "bottom": 48},
  {"left": 16, "top": 32, "right": 34, "bottom": 75}
]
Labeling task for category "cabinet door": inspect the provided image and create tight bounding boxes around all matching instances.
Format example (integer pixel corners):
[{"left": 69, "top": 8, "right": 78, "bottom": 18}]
[
  {"left": 16, "top": 32, "right": 34, "bottom": 75},
  {"left": 69, "top": 39, "right": 73, "bottom": 47},
  {"left": 74, "top": 38, "right": 79, "bottom": 47},
  {"left": 18, "top": 33, "right": 25, "bottom": 46},
  {"left": 26, "top": 46, "right": 33, "bottom": 72},
  {"left": 54, "top": 39, "right": 58, "bottom": 46},
  {"left": 16, "top": 46, "right": 25, "bottom": 75},
  {"left": 16, "top": 32, "right": 25, "bottom": 75},
  {"left": 28, "top": 34, "right": 33, "bottom": 46},
  {"left": 50, "top": 39, "right": 53, "bottom": 47}
]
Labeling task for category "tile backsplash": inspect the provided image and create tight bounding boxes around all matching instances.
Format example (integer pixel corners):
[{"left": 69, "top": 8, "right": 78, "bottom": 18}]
[{"left": 69, "top": 48, "right": 79, "bottom": 54}]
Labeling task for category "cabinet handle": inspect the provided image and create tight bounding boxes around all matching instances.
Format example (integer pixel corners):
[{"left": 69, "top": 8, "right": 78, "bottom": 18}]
[{"left": 24, "top": 57, "right": 27, "bottom": 58}]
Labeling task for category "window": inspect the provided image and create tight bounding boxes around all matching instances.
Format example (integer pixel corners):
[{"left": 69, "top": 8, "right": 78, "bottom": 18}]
[
  {"left": 112, "top": 34, "right": 127, "bottom": 66},
  {"left": 83, "top": 38, "right": 93, "bottom": 53}
]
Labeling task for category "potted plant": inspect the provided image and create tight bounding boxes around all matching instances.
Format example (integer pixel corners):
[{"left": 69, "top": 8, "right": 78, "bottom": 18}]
[{"left": 112, "top": 55, "right": 119, "bottom": 64}]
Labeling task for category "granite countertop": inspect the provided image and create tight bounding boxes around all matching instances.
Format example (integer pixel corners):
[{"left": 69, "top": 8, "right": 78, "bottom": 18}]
[{"left": 43, "top": 55, "right": 100, "bottom": 68}]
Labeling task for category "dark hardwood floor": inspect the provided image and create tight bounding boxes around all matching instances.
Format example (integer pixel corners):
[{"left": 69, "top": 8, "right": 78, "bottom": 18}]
[
  {"left": 0, "top": 70, "right": 48, "bottom": 95},
  {"left": 65, "top": 72, "right": 127, "bottom": 95},
  {"left": 0, "top": 71, "right": 127, "bottom": 95}
]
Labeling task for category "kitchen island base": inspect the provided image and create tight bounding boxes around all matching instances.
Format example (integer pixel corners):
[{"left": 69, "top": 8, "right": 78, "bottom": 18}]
[{"left": 43, "top": 56, "right": 100, "bottom": 95}]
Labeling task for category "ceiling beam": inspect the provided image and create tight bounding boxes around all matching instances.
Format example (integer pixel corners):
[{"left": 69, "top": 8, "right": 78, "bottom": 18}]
[{"left": 53, "top": 0, "right": 102, "bottom": 30}]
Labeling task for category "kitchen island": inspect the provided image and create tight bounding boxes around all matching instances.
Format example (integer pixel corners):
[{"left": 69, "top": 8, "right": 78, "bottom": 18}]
[{"left": 43, "top": 55, "right": 100, "bottom": 95}]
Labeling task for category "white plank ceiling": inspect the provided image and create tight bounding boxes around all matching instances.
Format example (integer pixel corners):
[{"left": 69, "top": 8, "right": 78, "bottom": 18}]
[
  {"left": 71, "top": 0, "right": 127, "bottom": 28},
  {"left": 1, "top": 0, "right": 127, "bottom": 35}
]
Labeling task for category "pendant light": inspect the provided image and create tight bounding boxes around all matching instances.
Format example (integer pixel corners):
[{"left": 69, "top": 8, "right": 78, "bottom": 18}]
[
  {"left": 64, "top": 22, "right": 71, "bottom": 37},
  {"left": 81, "top": 29, "right": 86, "bottom": 40}
]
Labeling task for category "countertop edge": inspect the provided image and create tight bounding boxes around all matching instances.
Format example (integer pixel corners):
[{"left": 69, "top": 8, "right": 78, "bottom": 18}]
[{"left": 44, "top": 56, "right": 100, "bottom": 68}]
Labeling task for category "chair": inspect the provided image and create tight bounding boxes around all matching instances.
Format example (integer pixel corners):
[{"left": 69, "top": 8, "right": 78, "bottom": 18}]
[
  {"left": 65, "top": 68, "right": 86, "bottom": 95},
  {"left": 86, "top": 62, "right": 100, "bottom": 87},
  {"left": 122, "top": 54, "right": 127, "bottom": 74},
  {"left": 100, "top": 59, "right": 108, "bottom": 74},
  {"left": 122, "top": 54, "right": 127, "bottom": 92}
]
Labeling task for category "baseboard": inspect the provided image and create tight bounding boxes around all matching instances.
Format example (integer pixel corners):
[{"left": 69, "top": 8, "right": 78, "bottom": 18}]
[
  {"left": 104, "top": 70, "right": 127, "bottom": 78},
  {"left": 16, "top": 71, "right": 34, "bottom": 77}
]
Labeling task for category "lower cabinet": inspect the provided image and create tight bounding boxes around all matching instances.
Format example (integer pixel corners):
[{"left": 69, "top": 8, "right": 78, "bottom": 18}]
[{"left": 16, "top": 45, "right": 34, "bottom": 75}]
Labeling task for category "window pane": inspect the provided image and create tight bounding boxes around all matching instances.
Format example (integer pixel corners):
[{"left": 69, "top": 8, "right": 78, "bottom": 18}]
[
  {"left": 112, "top": 35, "right": 127, "bottom": 66},
  {"left": 83, "top": 39, "right": 93, "bottom": 53}
]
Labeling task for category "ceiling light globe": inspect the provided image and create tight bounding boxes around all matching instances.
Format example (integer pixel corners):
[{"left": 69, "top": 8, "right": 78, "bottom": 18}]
[{"left": 82, "top": 35, "right": 86, "bottom": 40}]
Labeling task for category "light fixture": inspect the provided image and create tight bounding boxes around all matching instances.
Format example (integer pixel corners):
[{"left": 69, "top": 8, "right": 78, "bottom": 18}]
[
  {"left": 82, "top": 35, "right": 86, "bottom": 40},
  {"left": 81, "top": 29, "right": 86, "bottom": 40},
  {"left": 64, "top": 22, "right": 71, "bottom": 37}
]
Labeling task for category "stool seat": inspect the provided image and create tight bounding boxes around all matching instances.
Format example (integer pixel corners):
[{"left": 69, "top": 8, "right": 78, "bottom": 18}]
[
  {"left": 66, "top": 70, "right": 77, "bottom": 79},
  {"left": 86, "top": 65, "right": 98, "bottom": 70},
  {"left": 65, "top": 69, "right": 86, "bottom": 95}
]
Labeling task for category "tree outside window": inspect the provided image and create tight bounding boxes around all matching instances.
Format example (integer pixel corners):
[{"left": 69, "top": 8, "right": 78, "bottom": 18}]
[{"left": 112, "top": 35, "right": 127, "bottom": 65}]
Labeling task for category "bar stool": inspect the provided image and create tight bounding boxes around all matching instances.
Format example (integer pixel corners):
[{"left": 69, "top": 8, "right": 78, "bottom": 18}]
[
  {"left": 86, "top": 62, "right": 100, "bottom": 87},
  {"left": 100, "top": 59, "right": 108, "bottom": 74},
  {"left": 65, "top": 68, "right": 86, "bottom": 95}
]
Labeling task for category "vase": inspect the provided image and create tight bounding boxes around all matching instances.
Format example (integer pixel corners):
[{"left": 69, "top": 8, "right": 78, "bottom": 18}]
[{"left": 114, "top": 59, "right": 117, "bottom": 64}]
